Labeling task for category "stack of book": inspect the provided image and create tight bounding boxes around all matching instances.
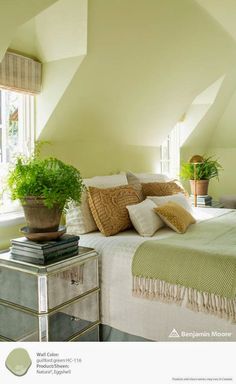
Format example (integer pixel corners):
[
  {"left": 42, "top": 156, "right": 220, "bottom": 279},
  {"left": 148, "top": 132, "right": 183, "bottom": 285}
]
[
  {"left": 10, "top": 234, "right": 80, "bottom": 265},
  {"left": 190, "top": 194, "right": 212, "bottom": 206}
]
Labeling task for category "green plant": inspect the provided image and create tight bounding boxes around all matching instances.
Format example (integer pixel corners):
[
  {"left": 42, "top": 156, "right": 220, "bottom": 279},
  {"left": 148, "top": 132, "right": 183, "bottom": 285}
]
[
  {"left": 7, "top": 154, "right": 84, "bottom": 210},
  {"left": 180, "top": 155, "right": 222, "bottom": 181}
]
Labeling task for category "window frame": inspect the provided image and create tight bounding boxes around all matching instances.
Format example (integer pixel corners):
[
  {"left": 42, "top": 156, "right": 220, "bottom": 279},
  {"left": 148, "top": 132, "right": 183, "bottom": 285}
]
[
  {"left": 0, "top": 88, "right": 35, "bottom": 215},
  {"left": 160, "top": 123, "right": 181, "bottom": 179}
]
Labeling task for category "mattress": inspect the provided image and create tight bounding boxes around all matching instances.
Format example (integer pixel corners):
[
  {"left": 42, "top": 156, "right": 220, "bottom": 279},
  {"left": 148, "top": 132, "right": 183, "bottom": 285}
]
[{"left": 79, "top": 208, "right": 236, "bottom": 341}]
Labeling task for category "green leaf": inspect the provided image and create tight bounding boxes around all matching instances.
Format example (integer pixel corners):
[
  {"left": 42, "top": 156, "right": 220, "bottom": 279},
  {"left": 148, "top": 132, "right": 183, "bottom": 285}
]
[
  {"left": 7, "top": 156, "right": 85, "bottom": 210},
  {"left": 179, "top": 155, "right": 223, "bottom": 181}
]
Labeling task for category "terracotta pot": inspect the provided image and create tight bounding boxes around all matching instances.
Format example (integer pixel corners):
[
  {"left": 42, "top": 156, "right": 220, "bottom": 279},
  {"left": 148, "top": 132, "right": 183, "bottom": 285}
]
[
  {"left": 22, "top": 197, "right": 63, "bottom": 233},
  {"left": 190, "top": 180, "right": 209, "bottom": 196}
]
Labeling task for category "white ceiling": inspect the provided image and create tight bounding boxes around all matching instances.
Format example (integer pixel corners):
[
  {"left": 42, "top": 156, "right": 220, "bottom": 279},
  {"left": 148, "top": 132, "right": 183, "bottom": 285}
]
[{"left": 196, "top": 0, "right": 236, "bottom": 42}]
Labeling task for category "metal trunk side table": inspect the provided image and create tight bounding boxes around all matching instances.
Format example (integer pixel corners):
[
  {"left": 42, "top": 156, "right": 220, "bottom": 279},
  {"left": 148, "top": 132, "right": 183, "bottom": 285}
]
[{"left": 0, "top": 246, "right": 100, "bottom": 342}]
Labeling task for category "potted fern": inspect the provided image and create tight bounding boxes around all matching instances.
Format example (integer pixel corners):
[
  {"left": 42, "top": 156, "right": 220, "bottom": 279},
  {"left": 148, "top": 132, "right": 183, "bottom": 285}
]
[
  {"left": 180, "top": 155, "right": 222, "bottom": 195},
  {"left": 7, "top": 153, "right": 84, "bottom": 235}
]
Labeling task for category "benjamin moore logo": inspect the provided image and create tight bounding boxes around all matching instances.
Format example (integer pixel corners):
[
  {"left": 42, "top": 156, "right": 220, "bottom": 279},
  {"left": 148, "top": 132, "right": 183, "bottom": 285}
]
[
  {"left": 168, "top": 329, "right": 180, "bottom": 338},
  {"left": 168, "top": 329, "right": 232, "bottom": 339},
  {"left": 5, "top": 348, "right": 32, "bottom": 376}
]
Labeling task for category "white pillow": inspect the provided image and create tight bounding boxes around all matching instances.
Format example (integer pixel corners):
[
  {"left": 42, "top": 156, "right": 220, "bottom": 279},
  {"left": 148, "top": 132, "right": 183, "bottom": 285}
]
[
  {"left": 66, "top": 173, "right": 128, "bottom": 234},
  {"left": 86, "top": 173, "right": 128, "bottom": 188},
  {"left": 126, "top": 199, "right": 164, "bottom": 237},
  {"left": 126, "top": 171, "right": 169, "bottom": 184},
  {"left": 147, "top": 193, "right": 192, "bottom": 213}
]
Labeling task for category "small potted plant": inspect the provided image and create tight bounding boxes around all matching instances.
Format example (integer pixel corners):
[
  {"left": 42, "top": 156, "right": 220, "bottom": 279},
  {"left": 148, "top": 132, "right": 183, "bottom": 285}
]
[
  {"left": 7, "top": 151, "right": 84, "bottom": 235},
  {"left": 180, "top": 155, "right": 222, "bottom": 195}
]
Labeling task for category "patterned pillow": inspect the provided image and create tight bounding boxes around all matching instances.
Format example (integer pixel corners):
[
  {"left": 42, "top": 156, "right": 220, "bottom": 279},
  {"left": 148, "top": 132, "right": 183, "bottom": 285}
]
[
  {"left": 142, "top": 181, "right": 186, "bottom": 198},
  {"left": 66, "top": 174, "right": 128, "bottom": 235},
  {"left": 66, "top": 192, "right": 97, "bottom": 235},
  {"left": 154, "top": 201, "right": 196, "bottom": 234},
  {"left": 126, "top": 171, "right": 169, "bottom": 201},
  {"left": 88, "top": 185, "right": 140, "bottom": 236}
]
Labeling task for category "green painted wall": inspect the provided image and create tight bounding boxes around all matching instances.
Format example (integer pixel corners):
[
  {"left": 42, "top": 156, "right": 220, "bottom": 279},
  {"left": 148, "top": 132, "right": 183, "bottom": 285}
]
[
  {"left": 207, "top": 88, "right": 236, "bottom": 199},
  {"left": 39, "top": 0, "right": 236, "bottom": 177},
  {"left": 0, "top": 0, "right": 58, "bottom": 60},
  {"left": 0, "top": 223, "right": 25, "bottom": 250},
  {"left": 40, "top": 141, "right": 160, "bottom": 178},
  {"left": 207, "top": 148, "right": 236, "bottom": 199},
  {"left": 36, "top": 56, "right": 85, "bottom": 136},
  {"left": 182, "top": 75, "right": 236, "bottom": 200}
]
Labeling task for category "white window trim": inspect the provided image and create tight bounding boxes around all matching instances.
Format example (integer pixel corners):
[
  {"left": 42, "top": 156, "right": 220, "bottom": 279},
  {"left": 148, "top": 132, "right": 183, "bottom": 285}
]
[
  {"left": 160, "top": 122, "right": 181, "bottom": 179},
  {"left": 0, "top": 89, "right": 35, "bottom": 219},
  {"left": 0, "top": 211, "right": 25, "bottom": 228}
]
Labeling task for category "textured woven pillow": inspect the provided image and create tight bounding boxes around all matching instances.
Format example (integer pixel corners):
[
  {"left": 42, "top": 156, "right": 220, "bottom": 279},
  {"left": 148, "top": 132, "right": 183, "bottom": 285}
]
[
  {"left": 66, "top": 174, "right": 128, "bottom": 235},
  {"left": 154, "top": 201, "right": 196, "bottom": 234},
  {"left": 126, "top": 199, "right": 164, "bottom": 237},
  {"left": 126, "top": 171, "right": 169, "bottom": 201},
  {"left": 88, "top": 185, "right": 140, "bottom": 236},
  {"left": 148, "top": 193, "right": 192, "bottom": 213},
  {"left": 142, "top": 181, "right": 186, "bottom": 198}
]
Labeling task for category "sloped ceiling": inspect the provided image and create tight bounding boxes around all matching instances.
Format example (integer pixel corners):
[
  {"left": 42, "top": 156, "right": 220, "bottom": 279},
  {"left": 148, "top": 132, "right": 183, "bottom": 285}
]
[
  {"left": 35, "top": 0, "right": 87, "bottom": 62},
  {"left": 3, "top": 0, "right": 236, "bottom": 177},
  {"left": 181, "top": 1, "right": 236, "bottom": 150},
  {"left": 9, "top": 0, "right": 88, "bottom": 135},
  {"left": 10, "top": 0, "right": 87, "bottom": 63},
  {"left": 39, "top": 0, "right": 236, "bottom": 148},
  {"left": 181, "top": 70, "right": 236, "bottom": 149},
  {"left": 196, "top": 0, "right": 236, "bottom": 41},
  {"left": 0, "top": 0, "right": 58, "bottom": 60}
]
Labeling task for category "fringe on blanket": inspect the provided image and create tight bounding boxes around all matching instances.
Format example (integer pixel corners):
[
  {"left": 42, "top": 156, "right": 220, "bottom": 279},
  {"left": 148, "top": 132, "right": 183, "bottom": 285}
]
[
  {"left": 132, "top": 276, "right": 185, "bottom": 305},
  {"left": 132, "top": 276, "right": 236, "bottom": 322},
  {"left": 186, "top": 288, "right": 236, "bottom": 322}
]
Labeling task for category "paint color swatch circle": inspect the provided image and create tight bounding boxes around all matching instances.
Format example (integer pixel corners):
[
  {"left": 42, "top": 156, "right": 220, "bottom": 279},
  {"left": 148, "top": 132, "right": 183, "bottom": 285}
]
[{"left": 5, "top": 348, "right": 32, "bottom": 376}]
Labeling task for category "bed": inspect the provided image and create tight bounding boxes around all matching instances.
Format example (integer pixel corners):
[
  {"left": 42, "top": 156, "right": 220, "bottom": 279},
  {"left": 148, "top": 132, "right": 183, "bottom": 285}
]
[{"left": 78, "top": 207, "right": 236, "bottom": 342}]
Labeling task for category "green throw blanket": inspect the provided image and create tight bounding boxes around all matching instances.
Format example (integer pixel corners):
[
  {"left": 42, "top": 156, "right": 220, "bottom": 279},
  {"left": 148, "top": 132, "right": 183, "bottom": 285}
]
[{"left": 132, "top": 210, "right": 236, "bottom": 322}]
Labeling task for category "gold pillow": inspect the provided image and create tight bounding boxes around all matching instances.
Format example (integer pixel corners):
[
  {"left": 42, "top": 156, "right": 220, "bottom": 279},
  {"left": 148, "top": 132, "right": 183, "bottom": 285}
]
[
  {"left": 88, "top": 185, "right": 140, "bottom": 236},
  {"left": 153, "top": 201, "right": 196, "bottom": 234},
  {"left": 142, "top": 181, "right": 187, "bottom": 197}
]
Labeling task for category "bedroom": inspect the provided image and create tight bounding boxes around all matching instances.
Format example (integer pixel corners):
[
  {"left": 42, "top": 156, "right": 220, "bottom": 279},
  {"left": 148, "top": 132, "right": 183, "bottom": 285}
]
[{"left": 0, "top": 0, "right": 236, "bottom": 343}]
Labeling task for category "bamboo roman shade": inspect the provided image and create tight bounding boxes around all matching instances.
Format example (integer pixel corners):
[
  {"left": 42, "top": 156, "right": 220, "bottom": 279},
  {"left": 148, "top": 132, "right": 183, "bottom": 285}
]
[{"left": 0, "top": 51, "right": 41, "bottom": 94}]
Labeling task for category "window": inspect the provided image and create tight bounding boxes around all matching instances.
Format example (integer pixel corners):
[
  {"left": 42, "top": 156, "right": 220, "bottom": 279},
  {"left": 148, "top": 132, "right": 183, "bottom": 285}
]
[
  {"left": 160, "top": 123, "right": 181, "bottom": 179},
  {"left": 0, "top": 89, "right": 34, "bottom": 214}
]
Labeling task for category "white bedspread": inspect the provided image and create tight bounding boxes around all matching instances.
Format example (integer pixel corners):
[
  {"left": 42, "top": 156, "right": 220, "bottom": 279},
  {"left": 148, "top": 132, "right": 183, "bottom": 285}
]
[{"left": 79, "top": 208, "right": 236, "bottom": 341}]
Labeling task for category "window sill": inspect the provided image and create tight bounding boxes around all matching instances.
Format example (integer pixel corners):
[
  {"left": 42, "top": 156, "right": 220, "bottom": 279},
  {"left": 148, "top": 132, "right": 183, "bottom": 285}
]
[{"left": 0, "top": 211, "right": 25, "bottom": 227}]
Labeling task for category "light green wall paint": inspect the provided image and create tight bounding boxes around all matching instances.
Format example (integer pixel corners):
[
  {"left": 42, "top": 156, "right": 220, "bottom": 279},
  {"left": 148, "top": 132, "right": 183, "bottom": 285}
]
[
  {"left": 196, "top": 0, "right": 236, "bottom": 42},
  {"left": 35, "top": 0, "right": 87, "bottom": 62},
  {"left": 181, "top": 71, "right": 236, "bottom": 148},
  {"left": 10, "top": 19, "right": 39, "bottom": 59},
  {"left": 206, "top": 89, "right": 236, "bottom": 199},
  {"left": 39, "top": 0, "right": 236, "bottom": 177},
  {"left": 40, "top": 141, "right": 160, "bottom": 178},
  {"left": 10, "top": 0, "right": 88, "bottom": 137},
  {"left": 0, "top": 0, "right": 58, "bottom": 60},
  {"left": 0, "top": 222, "right": 25, "bottom": 250},
  {"left": 184, "top": 71, "right": 236, "bottom": 199},
  {"left": 10, "top": 0, "right": 87, "bottom": 64},
  {"left": 210, "top": 87, "right": 236, "bottom": 147},
  {"left": 36, "top": 56, "right": 85, "bottom": 136},
  {"left": 207, "top": 148, "right": 236, "bottom": 200},
  {"left": 5, "top": 348, "right": 32, "bottom": 377}
]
